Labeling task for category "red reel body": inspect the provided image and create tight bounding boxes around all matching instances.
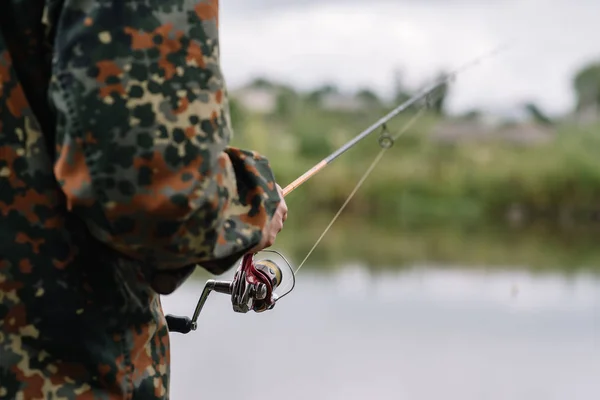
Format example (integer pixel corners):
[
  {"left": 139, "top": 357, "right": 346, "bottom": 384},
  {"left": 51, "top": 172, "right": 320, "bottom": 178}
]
[
  {"left": 231, "top": 253, "right": 281, "bottom": 313},
  {"left": 166, "top": 250, "right": 294, "bottom": 334}
]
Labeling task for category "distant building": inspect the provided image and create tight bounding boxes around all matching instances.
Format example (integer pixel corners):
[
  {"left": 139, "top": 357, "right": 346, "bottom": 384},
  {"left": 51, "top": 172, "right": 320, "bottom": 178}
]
[
  {"left": 431, "top": 113, "right": 555, "bottom": 145},
  {"left": 230, "top": 83, "right": 375, "bottom": 114},
  {"left": 230, "top": 86, "right": 278, "bottom": 114},
  {"left": 320, "top": 93, "right": 370, "bottom": 112}
]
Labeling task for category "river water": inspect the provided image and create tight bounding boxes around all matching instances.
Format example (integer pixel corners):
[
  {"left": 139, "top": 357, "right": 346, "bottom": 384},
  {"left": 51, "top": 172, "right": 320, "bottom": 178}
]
[{"left": 161, "top": 264, "right": 600, "bottom": 400}]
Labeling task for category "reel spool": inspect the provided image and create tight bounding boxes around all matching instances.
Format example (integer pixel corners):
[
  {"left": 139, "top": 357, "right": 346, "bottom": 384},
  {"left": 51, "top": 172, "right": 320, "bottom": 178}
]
[{"left": 166, "top": 250, "right": 295, "bottom": 334}]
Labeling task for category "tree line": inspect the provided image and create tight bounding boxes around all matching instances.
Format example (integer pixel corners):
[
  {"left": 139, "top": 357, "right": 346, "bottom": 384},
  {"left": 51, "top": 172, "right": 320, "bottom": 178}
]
[{"left": 232, "top": 59, "right": 600, "bottom": 125}]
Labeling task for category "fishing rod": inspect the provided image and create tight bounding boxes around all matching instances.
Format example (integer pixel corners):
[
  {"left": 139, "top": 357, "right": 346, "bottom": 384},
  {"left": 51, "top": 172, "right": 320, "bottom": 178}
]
[
  {"left": 281, "top": 78, "right": 448, "bottom": 197},
  {"left": 283, "top": 39, "right": 512, "bottom": 197},
  {"left": 164, "top": 87, "right": 440, "bottom": 334},
  {"left": 166, "top": 43, "right": 511, "bottom": 334}
]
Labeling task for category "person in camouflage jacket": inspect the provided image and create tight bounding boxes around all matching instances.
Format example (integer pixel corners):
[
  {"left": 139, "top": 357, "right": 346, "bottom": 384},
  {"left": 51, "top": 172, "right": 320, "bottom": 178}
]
[{"left": 0, "top": 0, "right": 288, "bottom": 398}]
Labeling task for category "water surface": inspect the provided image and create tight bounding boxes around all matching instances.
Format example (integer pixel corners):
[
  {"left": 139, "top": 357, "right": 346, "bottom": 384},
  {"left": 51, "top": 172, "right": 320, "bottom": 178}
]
[{"left": 161, "top": 265, "right": 600, "bottom": 400}]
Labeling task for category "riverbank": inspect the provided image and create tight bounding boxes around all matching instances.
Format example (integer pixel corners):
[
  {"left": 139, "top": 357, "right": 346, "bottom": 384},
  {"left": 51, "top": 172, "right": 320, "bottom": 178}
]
[
  {"left": 231, "top": 105, "right": 600, "bottom": 227},
  {"left": 187, "top": 216, "right": 600, "bottom": 281},
  {"left": 272, "top": 217, "right": 600, "bottom": 273},
  {"left": 206, "top": 105, "right": 600, "bottom": 276}
]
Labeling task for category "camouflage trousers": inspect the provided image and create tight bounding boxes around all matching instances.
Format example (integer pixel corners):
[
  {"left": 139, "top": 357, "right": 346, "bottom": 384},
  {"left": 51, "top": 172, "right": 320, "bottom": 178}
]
[{"left": 1, "top": 264, "right": 173, "bottom": 400}]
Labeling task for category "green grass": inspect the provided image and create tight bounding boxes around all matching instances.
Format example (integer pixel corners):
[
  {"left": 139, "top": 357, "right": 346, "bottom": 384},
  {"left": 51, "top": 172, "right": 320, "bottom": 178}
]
[
  {"left": 231, "top": 105, "right": 600, "bottom": 226},
  {"left": 221, "top": 103, "right": 600, "bottom": 272},
  {"left": 187, "top": 215, "right": 600, "bottom": 281}
]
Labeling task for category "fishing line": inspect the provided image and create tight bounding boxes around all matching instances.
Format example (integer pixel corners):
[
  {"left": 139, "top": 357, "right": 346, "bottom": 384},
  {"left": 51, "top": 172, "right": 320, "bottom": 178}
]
[
  {"left": 290, "top": 40, "right": 514, "bottom": 274},
  {"left": 294, "top": 108, "right": 425, "bottom": 273},
  {"left": 165, "top": 40, "right": 517, "bottom": 332}
]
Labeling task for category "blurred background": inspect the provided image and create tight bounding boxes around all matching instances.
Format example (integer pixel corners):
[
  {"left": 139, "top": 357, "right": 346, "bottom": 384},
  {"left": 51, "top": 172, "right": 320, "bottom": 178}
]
[{"left": 161, "top": 1, "right": 600, "bottom": 399}]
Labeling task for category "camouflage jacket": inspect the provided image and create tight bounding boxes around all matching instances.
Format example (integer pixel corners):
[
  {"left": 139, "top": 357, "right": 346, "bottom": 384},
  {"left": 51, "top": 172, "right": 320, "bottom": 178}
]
[{"left": 0, "top": 0, "right": 280, "bottom": 398}]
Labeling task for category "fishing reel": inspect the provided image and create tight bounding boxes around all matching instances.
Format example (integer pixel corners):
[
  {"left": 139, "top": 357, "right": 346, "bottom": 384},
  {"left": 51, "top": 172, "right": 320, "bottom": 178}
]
[{"left": 166, "top": 250, "right": 296, "bottom": 334}]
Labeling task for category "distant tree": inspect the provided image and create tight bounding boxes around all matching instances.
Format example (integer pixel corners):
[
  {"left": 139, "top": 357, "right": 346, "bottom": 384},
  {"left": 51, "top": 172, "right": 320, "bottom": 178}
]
[
  {"left": 391, "top": 68, "right": 451, "bottom": 114},
  {"left": 275, "top": 87, "right": 300, "bottom": 118},
  {"left": 227, "top": 97, "right": 247, "bottom": 129},
  {"left": 427, "top": 71, "right": 451, "bottom": 116},
  {"left": 392, "top": 67, "right": 413, "bottom": 105},
  {"left": 461, "top": 109, "right": 482, "bottom": 120},
  {"left": 306, "top": 84, "right": 339, "bottom": 105},
  {"left": 523, "top": 102, "right": 553, "bottom": 126},
  {"left": 356, "top": 88, "right": 381, "bottom": 108},
  {"left": 572, "top": 62, "right": 600, "bottom": 113},
  {"left": 249, "top": 77, "right": 276, "bottom": 89}
]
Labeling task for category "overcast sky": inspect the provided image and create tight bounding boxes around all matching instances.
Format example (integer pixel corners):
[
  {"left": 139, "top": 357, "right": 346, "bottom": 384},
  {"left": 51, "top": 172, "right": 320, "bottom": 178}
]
[{"left": 218, "top": 0, "right": 599, "bottom": 116}]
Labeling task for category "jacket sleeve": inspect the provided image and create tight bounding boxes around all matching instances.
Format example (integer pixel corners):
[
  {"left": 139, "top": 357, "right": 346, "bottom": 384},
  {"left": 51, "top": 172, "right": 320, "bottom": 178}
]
[{"left": 47, "top": 0, "right": 281, "bottom": 292}]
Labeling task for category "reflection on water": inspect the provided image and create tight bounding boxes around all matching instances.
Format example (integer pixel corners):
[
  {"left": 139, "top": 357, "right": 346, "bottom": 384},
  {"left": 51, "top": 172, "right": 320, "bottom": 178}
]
[
  {"left": 270, "top": 221, "right": 600, "bottom": 275},
  {"left": 161, "top": 265, "right": 600, "bottom": 400}
]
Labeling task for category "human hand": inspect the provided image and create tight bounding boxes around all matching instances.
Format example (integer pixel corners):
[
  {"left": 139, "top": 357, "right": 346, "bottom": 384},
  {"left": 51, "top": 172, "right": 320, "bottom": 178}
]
[{"left": 250, "top": 184, "right": 288, "bottom": 253}]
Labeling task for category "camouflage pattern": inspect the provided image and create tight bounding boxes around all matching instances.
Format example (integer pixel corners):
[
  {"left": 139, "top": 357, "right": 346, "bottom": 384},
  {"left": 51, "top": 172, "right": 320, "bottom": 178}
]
[{"left": 0, "top": 0, "right": 281, "bottom": 398}]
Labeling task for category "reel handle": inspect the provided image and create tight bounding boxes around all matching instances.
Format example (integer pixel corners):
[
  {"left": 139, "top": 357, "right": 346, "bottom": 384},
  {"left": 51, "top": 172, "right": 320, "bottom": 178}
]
[
  {"left": 166, "top": 251, "right": 294, "bottom": 334},
  {"left": 165, "top": 315, "right": 193, "bottom": 334},
  {"left": 166, "top": 279, "right": 231, "bottom": 334}
]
